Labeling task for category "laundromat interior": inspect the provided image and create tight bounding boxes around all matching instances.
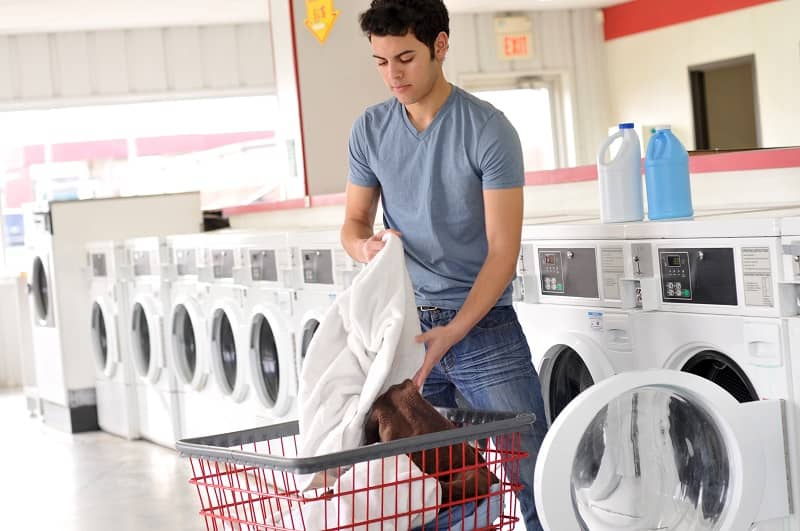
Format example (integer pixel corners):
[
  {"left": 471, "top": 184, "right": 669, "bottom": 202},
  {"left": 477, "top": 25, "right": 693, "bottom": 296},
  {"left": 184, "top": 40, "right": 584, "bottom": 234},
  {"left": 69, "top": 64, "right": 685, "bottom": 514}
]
[{"left": 1, "top": 0, "right": 799, "bottom": 530}]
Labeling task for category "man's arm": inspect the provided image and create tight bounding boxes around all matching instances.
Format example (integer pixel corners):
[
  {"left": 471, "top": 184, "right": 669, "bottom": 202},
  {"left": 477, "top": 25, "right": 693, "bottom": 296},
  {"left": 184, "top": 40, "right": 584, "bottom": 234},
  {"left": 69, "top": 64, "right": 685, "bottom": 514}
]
[
  {"left": 341, "top": 182, "right": 399, "bottom": 263},
  {"left": 413, "top": 186, "right": 523, "bottom": 387}
]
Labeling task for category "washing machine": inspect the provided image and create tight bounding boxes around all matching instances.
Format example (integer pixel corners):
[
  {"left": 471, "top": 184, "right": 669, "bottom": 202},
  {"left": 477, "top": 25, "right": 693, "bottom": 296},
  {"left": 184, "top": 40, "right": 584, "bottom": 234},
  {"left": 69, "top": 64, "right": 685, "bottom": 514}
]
[
  {"left": 85, "top": 240, "right": 138, "bottom": 439},
  {"left": 202, "top": 231, "right": 257, "bottom": 432},
  {"left": 513, "top": 221, "right": 638, "bottom": 424},
  {"left": 123, "top": 236, "right": 183, "bottom": 447},
  {"left": 534, "top": 369, "right": 792, "bottom": 530},
  {"left": 290, "top": 229, "right": 362, "bottom": 376},
  {"left": 26, "top": 193, "right": 201, "bottom": 433},
  {"left": 233, "top": 230, "right": 300, "bottom": 426},
  {"left": 619, "top": 215, "right": 800, "bottom": 530}
]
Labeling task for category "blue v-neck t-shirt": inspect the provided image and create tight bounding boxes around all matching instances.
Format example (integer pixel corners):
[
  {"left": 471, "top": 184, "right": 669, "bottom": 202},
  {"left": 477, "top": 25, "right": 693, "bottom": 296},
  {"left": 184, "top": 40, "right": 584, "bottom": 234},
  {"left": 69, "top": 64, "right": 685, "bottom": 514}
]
[{"left": 347, "top": 85, "right": 524, "bottom": 309}]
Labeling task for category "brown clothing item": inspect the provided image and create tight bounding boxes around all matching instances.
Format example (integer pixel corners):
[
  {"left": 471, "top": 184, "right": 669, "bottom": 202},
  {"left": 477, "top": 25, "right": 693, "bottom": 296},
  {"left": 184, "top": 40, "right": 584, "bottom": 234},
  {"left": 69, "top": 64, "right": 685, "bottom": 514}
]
[{"left": 365, "top": 379, "right": 498, "bottom": 504}]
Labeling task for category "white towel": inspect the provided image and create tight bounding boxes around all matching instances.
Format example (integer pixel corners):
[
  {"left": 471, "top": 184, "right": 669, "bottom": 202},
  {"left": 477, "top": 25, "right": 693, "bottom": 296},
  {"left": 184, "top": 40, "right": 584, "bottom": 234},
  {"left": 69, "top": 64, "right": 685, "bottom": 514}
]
[{"left": 297, "top": 234, "right": 426, "bottom": 490}]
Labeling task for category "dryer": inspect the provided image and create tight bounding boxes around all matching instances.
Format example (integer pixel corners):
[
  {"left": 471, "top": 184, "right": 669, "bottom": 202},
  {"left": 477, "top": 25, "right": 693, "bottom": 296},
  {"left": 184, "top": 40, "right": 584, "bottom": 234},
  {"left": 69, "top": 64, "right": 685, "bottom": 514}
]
[
  {"left": 85, "top": 240, "right": 138, "bottom": 439},
  {"left": 123, "top": 236, "right": 183, "bottom": 447},
  {"left": 236, "top": 231, "right": 299, "bottom": 426},
  {"left": 622, "top": 215, "right": 800, "bottom": 530},
  {"left": 26, "top": 193, "right": 201, "bottom": 433},
  {"left": 290, "top": 229, "right": 362, "bottom": 376},
  {"left": 513, "top": 221, "right": 637, "bottom": 424}
]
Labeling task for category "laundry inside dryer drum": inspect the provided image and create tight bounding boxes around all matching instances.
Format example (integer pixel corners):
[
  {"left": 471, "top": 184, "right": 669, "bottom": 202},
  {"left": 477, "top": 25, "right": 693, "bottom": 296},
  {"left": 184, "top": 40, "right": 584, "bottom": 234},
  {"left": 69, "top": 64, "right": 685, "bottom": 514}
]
[
  {"left": 549, "top": 347, "right": 594, "bottom": 422},
  {"left": 299, "top": 319, "right": 320, "bottom": 369},
  {"left": 214, "top": 311, "right": 237, "bottom": 392},
  {"left": 571, "top": 387, "right": 729, "bottom": 530},
  {"left": 32, "top": 257, "right": 49, "bottom": 320},
  {"left": 251, "top": 314, "right": 279, "bottom": 405},
  {"left": 132, "top": 303, "right": 152, "bottom": 376},
  {"left": 91, "top": 302, "right": 108, "bottom": 370},
  {"left": 172, "top": 304, "right": 197, "bottom": 382}
]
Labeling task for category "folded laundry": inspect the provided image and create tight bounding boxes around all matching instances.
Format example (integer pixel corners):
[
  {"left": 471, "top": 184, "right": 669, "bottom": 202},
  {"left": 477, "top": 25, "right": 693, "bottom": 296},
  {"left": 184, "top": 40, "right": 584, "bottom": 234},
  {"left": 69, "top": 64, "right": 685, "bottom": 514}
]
[{"left": 366, "top": 379, "right": 499, "bottom": 504}]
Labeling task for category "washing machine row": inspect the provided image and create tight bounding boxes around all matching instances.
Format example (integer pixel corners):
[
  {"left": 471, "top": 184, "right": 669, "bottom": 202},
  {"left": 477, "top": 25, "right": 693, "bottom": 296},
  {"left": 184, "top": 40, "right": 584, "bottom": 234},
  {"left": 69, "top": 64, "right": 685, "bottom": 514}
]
[{"left": 518, "top": 211, "right": 800, "bottom": 530}]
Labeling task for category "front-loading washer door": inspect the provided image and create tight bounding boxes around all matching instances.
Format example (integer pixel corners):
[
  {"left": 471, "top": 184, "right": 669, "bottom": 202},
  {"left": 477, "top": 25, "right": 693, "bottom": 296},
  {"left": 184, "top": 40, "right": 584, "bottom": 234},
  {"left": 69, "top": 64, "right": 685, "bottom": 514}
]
[
  {"left": 131, "top": 299, "right": 164, "bottom": 383},
  {"left": 172, "top": 303, "right": 200, "bottom": 386},
  {"left": 211, "top": 306, "right": 243, "bottom": 399},
  {"left": 31, "top": 256, "right": 52, "bottom": 326},
  {"left": 534, "top": 370, "right": 787, "bottom": 531},
  {"left": 548, "top": 346, "right": 597, "bottom": 423},
  {"left": 251, "top": 313, "right": 280, "bottom": 407},
  {"left": 298, "top": 317, "right": 320, "bottom": 372},
  {"left": 91, "top": 299, "right": 118, "bottom": 378}
]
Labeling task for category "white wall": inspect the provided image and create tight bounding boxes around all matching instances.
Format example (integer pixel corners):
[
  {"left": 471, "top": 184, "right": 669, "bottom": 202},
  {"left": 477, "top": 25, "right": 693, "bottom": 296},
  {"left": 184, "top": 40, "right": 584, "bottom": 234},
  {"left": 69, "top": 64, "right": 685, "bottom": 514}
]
[
  {"left": 0, "top": 23, "right": 275, "bottom": 109},
  {"left": 605, "top": 1, "right": 800, "bottom": 150},
  {"left": 446, "top": 9, "right": 611, "bottom": 167}
]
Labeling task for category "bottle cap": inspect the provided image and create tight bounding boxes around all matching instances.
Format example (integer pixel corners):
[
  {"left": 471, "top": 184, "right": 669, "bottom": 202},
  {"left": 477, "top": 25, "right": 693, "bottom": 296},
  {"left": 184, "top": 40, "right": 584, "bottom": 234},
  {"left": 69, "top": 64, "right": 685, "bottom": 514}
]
[{"left": 619, "top": 123, "right": 635, "bottom": 129}]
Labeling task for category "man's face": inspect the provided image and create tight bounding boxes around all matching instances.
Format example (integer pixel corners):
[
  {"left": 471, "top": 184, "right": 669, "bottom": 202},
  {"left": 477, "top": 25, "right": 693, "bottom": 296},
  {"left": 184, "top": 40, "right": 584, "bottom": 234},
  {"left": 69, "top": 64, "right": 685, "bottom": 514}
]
[{"left": 370, "top": 31, "right": 443, "bottom": 106}]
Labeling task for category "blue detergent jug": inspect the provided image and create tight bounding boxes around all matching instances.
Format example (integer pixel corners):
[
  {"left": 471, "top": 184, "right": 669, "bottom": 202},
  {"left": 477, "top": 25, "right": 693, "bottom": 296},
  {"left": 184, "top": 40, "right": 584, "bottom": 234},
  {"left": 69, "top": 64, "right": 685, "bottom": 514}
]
[{"left": 644, "top": 126, "right": 694, "bottom": 220}]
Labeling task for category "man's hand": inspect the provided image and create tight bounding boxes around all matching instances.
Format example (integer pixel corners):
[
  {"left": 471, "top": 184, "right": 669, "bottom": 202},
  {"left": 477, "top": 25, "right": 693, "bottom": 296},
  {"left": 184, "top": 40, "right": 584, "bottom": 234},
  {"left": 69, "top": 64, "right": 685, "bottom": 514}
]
[
  {"left": 358, "top": 229, "right": 402, "bottom": 263},
  {"left": 412, "top": 324, "right": 466, "bottom": 389}
]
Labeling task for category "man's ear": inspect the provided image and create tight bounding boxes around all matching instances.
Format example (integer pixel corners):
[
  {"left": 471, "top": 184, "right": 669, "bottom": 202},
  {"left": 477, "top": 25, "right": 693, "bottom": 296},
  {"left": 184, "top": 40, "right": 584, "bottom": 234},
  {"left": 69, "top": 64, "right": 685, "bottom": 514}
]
[{"left": 435, "top": 31, "right": 449, "bottom": 61}]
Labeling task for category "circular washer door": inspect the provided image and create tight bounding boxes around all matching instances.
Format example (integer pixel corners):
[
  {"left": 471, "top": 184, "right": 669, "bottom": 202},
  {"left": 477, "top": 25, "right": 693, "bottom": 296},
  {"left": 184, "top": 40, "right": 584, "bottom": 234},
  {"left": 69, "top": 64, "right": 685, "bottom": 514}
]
[
  {"left": 535, "top": 370, "right": 778, "bottom": 531},
  {"left": 32, "top": 256, "right": 50, "bottom": 322},
  {"left": 298, "top": 318, "right": 320, "bottom": 371},
  {"left": 172, "top": 303, "right": 199, "bottom": 386},
  {"left": 251, "top": 313, "right": 280, "bottom": 407},
  {"left": 131, "top": 302, "right": 152, "bottom": 379},
  {"left": 91, "top": 301, "right": 111, "bottom": 375},
  {"left": 212, "top": 308, "right": 239, "bottom": 395}
]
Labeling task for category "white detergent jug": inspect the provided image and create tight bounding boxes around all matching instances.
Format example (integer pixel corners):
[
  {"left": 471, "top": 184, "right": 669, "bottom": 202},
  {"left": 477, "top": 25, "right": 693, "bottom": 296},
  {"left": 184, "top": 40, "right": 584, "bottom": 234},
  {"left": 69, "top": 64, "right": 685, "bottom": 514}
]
[{"left": 597, "top": 123, "right": 644, "bottom": 223}]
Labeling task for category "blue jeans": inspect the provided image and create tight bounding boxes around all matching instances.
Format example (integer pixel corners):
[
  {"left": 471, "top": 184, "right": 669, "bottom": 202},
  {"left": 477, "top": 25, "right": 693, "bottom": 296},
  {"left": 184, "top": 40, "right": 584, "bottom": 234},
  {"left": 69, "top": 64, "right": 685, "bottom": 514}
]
[{"left": 418, "top": 305, "right": 547, "bottom": 531}]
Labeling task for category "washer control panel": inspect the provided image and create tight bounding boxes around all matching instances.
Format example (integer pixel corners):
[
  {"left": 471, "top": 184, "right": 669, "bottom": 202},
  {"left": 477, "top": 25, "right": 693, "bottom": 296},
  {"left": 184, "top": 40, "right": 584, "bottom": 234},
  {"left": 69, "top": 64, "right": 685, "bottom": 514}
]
[
  {"left": 302, "top": 248, "right": 334, "bottom": 285},
  {"left": 659, "top": 248, "right": 737, "bottom": 305},
  {"left": 90, "top": 253, "right": 107, "bottom": 277},
  {"left": 538, "top": 248, "right": 599, "bottom": 298},
  {"left": 212, "top": 249, "right": 234, "bottom": 279},
  {"left": 250, "top": 249, "right": 278, "bottom": 282},
  {"left": 175, "top": 249, "right": 197, "bottom": 276},
  {"left": 132, "top": 250, "right": 153, "bottom": 276}
]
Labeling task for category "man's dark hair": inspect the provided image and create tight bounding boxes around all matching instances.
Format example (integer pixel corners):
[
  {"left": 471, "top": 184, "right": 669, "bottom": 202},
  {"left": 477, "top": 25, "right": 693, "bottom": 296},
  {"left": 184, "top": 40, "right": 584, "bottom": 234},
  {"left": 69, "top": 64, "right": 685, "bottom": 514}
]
[{"left": 359, "top": 0, "right": 449, "bottom": 59}]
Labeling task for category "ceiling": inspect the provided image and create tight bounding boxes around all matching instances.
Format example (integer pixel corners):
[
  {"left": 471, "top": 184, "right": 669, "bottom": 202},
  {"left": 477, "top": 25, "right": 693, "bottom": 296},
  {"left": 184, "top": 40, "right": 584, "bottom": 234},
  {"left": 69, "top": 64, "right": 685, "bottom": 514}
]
[{"left": 0, "top": 0, "right": 623, "bottom": 35}]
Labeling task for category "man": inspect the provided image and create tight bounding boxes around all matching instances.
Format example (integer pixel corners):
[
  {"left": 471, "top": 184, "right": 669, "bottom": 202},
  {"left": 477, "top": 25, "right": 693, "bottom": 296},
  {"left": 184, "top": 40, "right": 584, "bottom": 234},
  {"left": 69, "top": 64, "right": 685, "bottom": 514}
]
[{"left": 340, "top": 1, "right": 547, "bottom": 529}]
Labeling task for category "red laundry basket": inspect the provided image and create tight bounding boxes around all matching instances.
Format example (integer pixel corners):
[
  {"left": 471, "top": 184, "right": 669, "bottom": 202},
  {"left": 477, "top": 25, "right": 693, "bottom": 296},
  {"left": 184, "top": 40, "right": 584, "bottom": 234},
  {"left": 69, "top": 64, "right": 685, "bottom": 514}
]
[{"left": 176, "top": 408, "right": 533, "bottom": 530}]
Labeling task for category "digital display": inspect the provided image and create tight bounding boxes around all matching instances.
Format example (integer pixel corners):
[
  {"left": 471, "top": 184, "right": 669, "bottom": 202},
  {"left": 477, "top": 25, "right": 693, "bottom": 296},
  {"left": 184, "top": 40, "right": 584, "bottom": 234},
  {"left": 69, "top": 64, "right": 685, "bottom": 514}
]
[
  {"left": 667, "top": 255, "right": 682, "bottom": 267},
  {"left": 544, "top": 254, "right": 556, "bottom": 265}
]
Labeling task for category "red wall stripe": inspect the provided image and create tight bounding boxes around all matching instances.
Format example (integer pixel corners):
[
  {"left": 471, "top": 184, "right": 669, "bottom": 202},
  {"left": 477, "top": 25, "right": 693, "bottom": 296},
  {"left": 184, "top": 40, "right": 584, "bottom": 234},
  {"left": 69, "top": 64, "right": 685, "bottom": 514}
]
[
  {"left": 603, "top": 0, "right": 777, "bottom": 41},
  {"left": 136, "top": 131, "right": 274, "bottom": 157},
  {"left": 51, "top": 139, "right": 128, "bottom": 162}
]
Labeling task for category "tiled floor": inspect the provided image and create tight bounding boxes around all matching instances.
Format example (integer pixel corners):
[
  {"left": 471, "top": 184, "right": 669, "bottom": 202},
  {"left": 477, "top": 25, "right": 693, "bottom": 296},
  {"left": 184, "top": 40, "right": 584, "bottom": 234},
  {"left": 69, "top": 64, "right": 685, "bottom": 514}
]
[{"left": 0, "top": 389, "right": 201, "bottom": 530}]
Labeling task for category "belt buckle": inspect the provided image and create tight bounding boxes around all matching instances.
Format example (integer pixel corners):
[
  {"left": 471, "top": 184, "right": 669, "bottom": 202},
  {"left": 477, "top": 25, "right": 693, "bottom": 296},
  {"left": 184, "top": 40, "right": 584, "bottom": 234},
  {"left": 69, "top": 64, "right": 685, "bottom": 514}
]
[{"left": 418, "top": 305, "right": 439, "bottom": 312}]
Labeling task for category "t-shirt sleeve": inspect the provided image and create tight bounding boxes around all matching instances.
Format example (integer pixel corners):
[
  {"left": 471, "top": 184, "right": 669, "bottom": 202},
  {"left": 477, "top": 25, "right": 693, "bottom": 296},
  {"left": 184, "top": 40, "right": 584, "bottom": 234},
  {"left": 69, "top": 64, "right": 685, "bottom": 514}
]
[
  {"left": 347, "top": 115, "right": 379, "bottom": 187},
  {"left": 477, "top": 112, "right": 525, "bottom": 190}
]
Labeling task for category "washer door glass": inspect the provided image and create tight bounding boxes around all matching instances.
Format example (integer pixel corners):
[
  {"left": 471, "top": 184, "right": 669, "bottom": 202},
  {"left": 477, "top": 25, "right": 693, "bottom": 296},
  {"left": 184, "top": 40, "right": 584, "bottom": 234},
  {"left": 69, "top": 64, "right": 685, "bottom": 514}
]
[
  {"left": 32, "top": 257, "right": 49, "bottom": 320},
  {"left": 300, "top": 318, "right": 320, "bottom": 369},
  {"left": 549, "top": 347, "right": 594, "bottom": 421},
  {"left": 214, "top": 310, "right": 237, "bottom": 393},
  {"left": 132, "top": 303, "right": 151, "bottom": 377},
  {"left": 252, "top": 314, "right": 280, "bottom": 406},
  {"left": 91, "top": 302, "right": 108, "bottom": 371},
  {"left": 571, "top": 386, "right": 729, "bottom": 530},
  {"left": 172, "top": 304, "right": 197, "bottom": 383}
]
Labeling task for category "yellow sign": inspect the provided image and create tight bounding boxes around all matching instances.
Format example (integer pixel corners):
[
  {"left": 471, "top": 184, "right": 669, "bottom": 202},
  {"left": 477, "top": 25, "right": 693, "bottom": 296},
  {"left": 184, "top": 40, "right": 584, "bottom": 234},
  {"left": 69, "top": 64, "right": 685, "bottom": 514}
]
[{"left": 304, "top": 0, "right": 339, "bottom": 44}]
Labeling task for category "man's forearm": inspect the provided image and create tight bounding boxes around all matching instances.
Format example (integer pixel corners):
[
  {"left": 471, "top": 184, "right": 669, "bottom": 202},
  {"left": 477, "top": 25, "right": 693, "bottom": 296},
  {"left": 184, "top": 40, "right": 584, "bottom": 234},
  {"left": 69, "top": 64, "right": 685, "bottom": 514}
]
[
  {"left": 340, "top": 219, "right": 374, "bottom": 263},
  {"left": 449, "top": 250, "right": 518, "bottom": 336}
]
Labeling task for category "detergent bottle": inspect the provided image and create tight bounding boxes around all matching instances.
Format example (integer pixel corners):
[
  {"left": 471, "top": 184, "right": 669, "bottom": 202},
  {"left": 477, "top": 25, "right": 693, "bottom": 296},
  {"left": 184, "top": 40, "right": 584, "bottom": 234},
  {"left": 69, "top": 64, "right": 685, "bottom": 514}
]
[
  {"left": 644, "top": 126, "right": 694, "bottom": 220},
  {"left": 597, "top": 122, "right": 644, "bottom": 223}
]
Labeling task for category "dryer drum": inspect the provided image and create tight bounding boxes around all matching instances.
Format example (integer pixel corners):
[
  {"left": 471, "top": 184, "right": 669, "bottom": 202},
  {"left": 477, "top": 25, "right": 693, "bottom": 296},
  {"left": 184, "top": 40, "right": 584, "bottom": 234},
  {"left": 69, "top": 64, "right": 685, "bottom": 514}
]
[
  {"left": 172, "top": 304, "right": 197, "bottom": 382},
  {"left": 681, "top": 351, "right": 759, "bottom": 403},
  {"left": 132, "top": 303, "right": 152, "bottom": 377},
  {"left": 91, "top": 302, "right": 108, "bottom": 370},
  {"left": 32, "top": 257, "right": 49, "bottom": 320},
  {"left": 549, "top": 347, "right": 594, "bottom": 422},
  {"left": 214, "top": 311, "right": 237, "bottom": 393},
  {"left": 251, "top": 314, "right": 280, "bottom": 406}
]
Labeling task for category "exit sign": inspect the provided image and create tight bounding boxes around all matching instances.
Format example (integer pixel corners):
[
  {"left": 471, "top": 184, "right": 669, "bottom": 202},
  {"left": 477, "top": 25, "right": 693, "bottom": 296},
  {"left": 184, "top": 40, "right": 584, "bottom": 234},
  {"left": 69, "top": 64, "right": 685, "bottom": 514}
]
[{"left": 501, "top": 34, "right": 531, "bottom": 59}]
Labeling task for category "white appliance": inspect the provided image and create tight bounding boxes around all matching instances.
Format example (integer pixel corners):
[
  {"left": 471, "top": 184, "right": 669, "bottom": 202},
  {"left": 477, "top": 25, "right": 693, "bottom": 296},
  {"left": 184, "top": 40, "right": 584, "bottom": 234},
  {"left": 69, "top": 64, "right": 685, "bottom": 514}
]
[
  {"left": 619, "top": 215, "right": 800, "bottom": 530},
  {"left": 123, "top": 236, "right": 183, "bottom": 447},
  {"left": 514, "top": 222, "right": 638, "bottom": 424},
  {"left": 167, "top": 233, "right": 228, "bottom": 439},
  {"left": 535, "top": 369, "right": 792, "bottom": 530},
  {"left": 235, "top": 231, "right": 299, "bottom": 425},
  {"left": 290, "top": 229, "right": 362, "bottom": 376},
  {"left": 85, "top": 241, "right": 138, "bottom": 439},
  {"left": 27, "top": 193, "right": 201, "bottom": 433},
  {"left": 202, "top": 231, "right": 256, "bottom": 432}
]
